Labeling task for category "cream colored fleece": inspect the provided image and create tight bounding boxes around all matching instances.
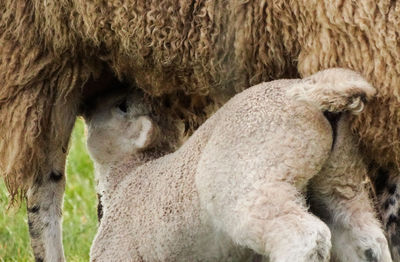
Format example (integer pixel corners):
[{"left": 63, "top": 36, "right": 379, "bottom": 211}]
[{"left": 87, "top": 69, "right": 391, "bottom": 262}]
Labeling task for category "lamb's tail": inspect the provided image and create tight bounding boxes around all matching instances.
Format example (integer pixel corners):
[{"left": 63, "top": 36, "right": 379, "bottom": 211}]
[{"left": 287, "top": 68, "right": 376, "bottom": 114}]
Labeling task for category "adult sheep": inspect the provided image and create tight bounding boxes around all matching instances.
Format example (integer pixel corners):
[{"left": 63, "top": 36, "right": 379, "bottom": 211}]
[
  {"left": 1, "top": 0, "right": 400, "bottom": 261},
  {"left": 86, "top": 69, "right": 389, "bottom": 262}
]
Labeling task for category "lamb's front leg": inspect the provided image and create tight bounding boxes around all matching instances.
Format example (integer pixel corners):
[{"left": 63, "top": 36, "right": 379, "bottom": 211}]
[{"left": 309, "top": 116, "right": 392, "bottom": 262}]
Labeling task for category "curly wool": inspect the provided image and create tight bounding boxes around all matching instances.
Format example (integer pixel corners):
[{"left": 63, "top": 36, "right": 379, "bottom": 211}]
[{"left": 1, "top": 0, "right": 399, "bottom": 201}]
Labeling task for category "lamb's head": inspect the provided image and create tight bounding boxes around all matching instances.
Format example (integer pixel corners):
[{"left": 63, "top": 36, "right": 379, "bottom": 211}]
[{"left": 84, "top": 89, "right": 160, "bottom": 165}]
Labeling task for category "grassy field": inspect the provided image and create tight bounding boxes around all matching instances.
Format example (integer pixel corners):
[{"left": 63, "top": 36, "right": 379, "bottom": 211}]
[{"left": 0, "top": 118, "right": 97, "bottom": 261}]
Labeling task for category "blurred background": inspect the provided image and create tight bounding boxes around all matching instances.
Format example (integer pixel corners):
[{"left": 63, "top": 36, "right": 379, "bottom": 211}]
[{"left": 0, "top": 118, "right": 97, "bottom": 261}]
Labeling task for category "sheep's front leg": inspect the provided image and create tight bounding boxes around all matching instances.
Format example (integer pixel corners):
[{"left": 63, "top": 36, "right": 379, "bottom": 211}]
[
  {"left": 309, "top": 117, "right": 392, "bottom": 262},
  {"left": 27, "top": 170, "right": 66, "bottom": 262},
  {"left": 26, "top": 89, "right": 80, "bottom": 262},
  {"left": 26, "top": 141, "right": 73, "bottom": 262}
]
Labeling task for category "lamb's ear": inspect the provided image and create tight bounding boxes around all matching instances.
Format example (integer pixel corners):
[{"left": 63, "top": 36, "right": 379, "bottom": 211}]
[{"left": 133, "top": 116, "right": 158, "bottom": 149}]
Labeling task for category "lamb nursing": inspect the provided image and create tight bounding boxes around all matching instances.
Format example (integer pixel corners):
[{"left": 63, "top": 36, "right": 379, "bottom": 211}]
[{"left": 85, "top": 69, "right": 391, "bottom": 262}]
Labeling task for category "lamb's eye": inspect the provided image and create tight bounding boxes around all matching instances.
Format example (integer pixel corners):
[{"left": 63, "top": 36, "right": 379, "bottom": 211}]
[{"left": 117, "top": 100, "right": 128, "bottom": 113}]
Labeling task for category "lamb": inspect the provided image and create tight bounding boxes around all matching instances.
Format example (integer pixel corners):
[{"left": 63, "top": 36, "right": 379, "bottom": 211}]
[
  {"left": 2, "top": 1, "right": 400, "bottom": 260},
  {"left": 85, "top": 69, "right": 391, "bottom": 262}
]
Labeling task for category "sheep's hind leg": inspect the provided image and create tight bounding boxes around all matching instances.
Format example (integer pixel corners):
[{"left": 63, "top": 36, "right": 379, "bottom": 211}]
[
  {"left": 309, "top": 171, "right": 391, "bottom": 262},
  {"left": 309, "top": 117, "right": 392, "bottom": 262},
  {"left": 221, "top": 182, "right": 332, "bottom": 262},
  {"left": 374, "top": 168, "right": 400, "bottom": 261}
]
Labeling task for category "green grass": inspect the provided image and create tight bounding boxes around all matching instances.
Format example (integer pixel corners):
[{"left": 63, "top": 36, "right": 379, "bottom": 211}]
[{"left": 0, "top": 118, "right": 97, "bottom": 261}]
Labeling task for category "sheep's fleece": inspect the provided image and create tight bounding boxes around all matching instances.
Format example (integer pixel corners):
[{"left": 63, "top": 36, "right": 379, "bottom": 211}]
[{"left": 86, "top": 69, "right": 390, "bottom": 262}]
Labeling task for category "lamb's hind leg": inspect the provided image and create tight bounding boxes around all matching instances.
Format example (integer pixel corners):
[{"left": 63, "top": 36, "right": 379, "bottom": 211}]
[
  {"left": 221, "top": 182, "right": 332, "bottom": 262},
  {"left": 309, "top": 116, "right": 392, "bottom": 262},
  {"left": 197, "top": 169, "right": 332, "bottom": 261}
]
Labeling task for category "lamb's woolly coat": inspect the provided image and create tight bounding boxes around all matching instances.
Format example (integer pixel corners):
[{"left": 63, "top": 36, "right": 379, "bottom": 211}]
[
  {"left": 89, "top": 79, "right": 331, "bottom": 262},
  {"left": 87, "top": 70, "right": 390, "bottom": 262}
]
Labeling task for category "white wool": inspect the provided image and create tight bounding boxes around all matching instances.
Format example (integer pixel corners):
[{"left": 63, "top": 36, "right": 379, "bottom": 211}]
[{"left": 86, "top": 69, "right": 391, "bottom": 262}]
